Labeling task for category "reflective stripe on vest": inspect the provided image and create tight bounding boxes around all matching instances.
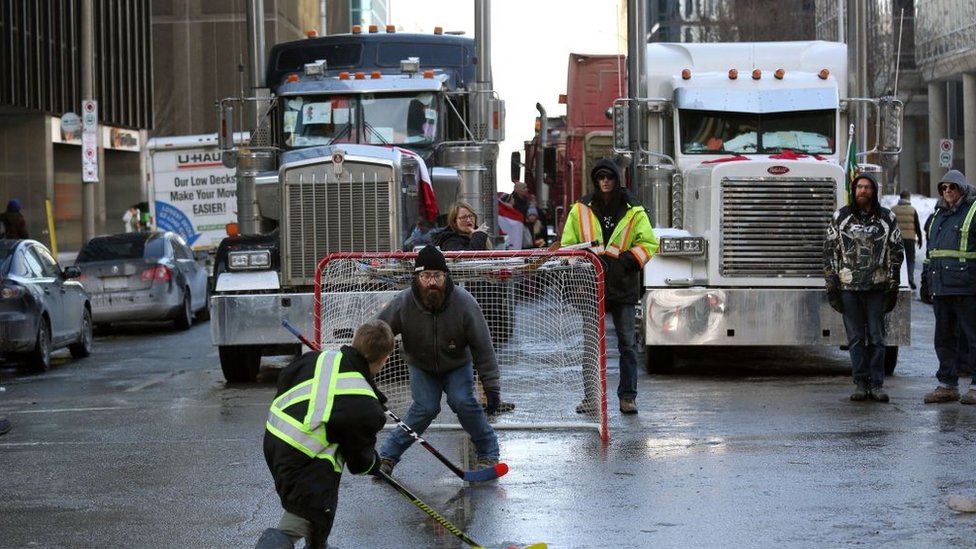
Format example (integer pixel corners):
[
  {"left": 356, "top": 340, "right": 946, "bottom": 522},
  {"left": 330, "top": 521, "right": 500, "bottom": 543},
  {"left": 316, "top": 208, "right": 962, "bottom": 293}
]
[
  {"left": 573, "top": 204, "right": 605, "bottom": 255},
  {"left": 266, "top": 350, "right": 377, "bottom": 471},
  {"left": 929, "top": 200, "right": 976, "bottom": 262}
]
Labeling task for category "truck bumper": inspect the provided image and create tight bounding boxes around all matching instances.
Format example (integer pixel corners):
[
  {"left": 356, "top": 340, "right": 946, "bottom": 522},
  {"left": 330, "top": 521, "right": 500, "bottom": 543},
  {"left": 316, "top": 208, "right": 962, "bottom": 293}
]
[
  {"left": 641, "top": 288, "right": 911, "bottom": 346},
  {"left": 210, "top": 292, "right": 317, "bottom": 347}
]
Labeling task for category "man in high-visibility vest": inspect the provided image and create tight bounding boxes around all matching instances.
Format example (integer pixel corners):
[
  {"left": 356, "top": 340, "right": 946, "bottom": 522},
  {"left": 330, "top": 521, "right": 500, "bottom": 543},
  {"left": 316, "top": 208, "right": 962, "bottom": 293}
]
[
  {"left": 258, "top": 319, "right": 395, "bottom": 549},
  {"left": 922, "top": 169, "right": 976, "bottom": 405},
  {"left": 561, "top": 158, "right": 658, "bottom": 415}
]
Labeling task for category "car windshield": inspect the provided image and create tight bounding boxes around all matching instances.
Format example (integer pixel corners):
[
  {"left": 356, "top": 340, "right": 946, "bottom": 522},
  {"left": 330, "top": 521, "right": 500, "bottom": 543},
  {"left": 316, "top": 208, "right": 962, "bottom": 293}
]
[
  {"left": 282, "top": 92, "right": 437, "bottom": 149},
  {"left": 76, "top": 234, "right": 166, "bottom": 262},
  {"left": 680, "top": 109, "right": 835, "bottom": 155}
]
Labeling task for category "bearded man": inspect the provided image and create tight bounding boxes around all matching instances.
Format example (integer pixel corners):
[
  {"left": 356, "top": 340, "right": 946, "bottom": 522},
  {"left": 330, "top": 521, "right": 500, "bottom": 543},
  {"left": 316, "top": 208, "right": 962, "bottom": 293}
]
[{"left": 374, "top": 245, "right": 502, "bottom": 475}]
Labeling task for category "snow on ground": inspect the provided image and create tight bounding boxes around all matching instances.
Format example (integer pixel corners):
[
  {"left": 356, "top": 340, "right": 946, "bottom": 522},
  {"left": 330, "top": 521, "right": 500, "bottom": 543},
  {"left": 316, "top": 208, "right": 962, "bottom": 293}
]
[{"left": 880, "top": 193, "right": 938, "bottom": 285}]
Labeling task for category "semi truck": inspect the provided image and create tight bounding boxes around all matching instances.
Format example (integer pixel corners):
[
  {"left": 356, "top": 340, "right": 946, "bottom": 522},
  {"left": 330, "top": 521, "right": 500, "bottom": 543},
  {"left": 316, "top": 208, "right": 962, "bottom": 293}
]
[
  {"left": 515, "top": 53, "right": 624, "bottom": 238},
  {"left": 209, "top": 4, "right": 504, "bottom": 382},
  {"left": 615, "top": 41, "right": 908, "bottom": 373}
]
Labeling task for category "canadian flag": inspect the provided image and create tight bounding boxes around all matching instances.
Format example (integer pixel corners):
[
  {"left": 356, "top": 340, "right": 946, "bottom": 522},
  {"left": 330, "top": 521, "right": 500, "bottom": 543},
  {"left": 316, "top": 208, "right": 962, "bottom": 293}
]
[
  {"left": 394, "top": 147, "right": 439, "bottom": 222},
  {"left": 496, "top": 195, "right": 529, "bottom": 250}
]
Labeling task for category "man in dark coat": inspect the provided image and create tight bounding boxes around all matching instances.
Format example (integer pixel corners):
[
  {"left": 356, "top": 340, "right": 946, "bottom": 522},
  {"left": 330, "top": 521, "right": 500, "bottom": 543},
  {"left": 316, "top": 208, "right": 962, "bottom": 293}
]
[
  {"left": 824, "top": 172, "right": 904, "bottom": 402},
  {"left": 0, "top": 198, "right": 28, "bottom": 238},
  {"left": 260, "top": 319, "right": 394, "bottom": 549}
]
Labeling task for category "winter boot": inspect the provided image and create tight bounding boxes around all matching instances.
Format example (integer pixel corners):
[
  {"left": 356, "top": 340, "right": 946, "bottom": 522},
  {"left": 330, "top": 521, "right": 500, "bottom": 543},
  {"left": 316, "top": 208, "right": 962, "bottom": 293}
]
[
  {"left": 850, "top": 381, "right": 869, "bottom": 401},
  {"left": 254, "top": 528, "right": 294, "bottom": 549},
  {"left": 869, "top": 386, "right": 890, "bottom": 403},
  {"left": 619, "top": 399, "right": 638, "bottom": 414},
  {"left": 959, "top": 389, "right": 976, "bottom": 405},
  {"left": 923, "top": 385, "right": 960, "bottom": 403}
]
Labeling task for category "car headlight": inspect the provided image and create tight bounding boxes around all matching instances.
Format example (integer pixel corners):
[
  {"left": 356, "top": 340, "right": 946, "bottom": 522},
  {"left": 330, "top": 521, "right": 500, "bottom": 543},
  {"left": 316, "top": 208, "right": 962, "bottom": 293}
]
[
  {"left": 228, "top": 250, "right": 272, "bottom": 271},
  {"left": 658, "top": 237, "right": 706, "bottom": 257}
]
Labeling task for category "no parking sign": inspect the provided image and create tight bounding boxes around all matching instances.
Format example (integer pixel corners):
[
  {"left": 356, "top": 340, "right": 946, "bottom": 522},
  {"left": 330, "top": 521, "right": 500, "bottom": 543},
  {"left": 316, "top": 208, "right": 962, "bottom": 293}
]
[
  {"left": 939, "top": 138, "right": 953, "bottom": 168},
  {"left": 82, "top": 100, "right": 98, "bottom": 183}
]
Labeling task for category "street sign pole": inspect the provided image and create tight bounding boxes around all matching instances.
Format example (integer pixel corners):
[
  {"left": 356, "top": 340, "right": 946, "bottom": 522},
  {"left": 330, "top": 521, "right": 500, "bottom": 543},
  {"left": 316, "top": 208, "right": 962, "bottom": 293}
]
[{"left": 81, "top": 0, "right": 96, "bottom": 242}]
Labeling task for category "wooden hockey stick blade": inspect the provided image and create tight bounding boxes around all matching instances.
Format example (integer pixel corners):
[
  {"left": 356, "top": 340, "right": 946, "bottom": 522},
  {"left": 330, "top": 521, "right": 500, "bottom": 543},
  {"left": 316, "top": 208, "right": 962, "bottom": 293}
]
[{"left": 462, "top": 462, "right": 509, "bottom": 482}]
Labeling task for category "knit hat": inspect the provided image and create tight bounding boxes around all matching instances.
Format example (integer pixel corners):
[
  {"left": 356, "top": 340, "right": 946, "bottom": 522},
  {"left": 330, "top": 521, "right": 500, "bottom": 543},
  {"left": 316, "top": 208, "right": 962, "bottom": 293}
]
[
  {"left": 527, "top": 205, "right": 539, "bottom": 217},
  {"left": 6, "top": 199, "right": 21, "bottom": 213},
  {"left": 939, "top": 170, "right": 969, "bottom": 192},
  {"left": 414, "top": 245, "right": 448, "bottom": 273}
]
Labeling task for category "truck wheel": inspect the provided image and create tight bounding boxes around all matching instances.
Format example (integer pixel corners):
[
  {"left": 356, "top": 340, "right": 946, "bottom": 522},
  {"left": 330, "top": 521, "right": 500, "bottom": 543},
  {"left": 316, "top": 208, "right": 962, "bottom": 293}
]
[
  {"left": 884, "top": 346, "right": 898, "bottom": 376},
  {"left": 645, "top": 346, "right": 675, "bottom": 374},
  {"left": 218, "top": 345, "right": 261, "bottom": 382}
]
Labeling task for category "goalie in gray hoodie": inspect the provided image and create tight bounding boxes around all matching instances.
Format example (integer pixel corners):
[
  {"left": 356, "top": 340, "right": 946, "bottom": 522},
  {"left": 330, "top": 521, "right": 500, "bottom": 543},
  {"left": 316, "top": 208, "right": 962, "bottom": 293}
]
[{"left": 376, "top": 245, "right": 501, "bottom": 474}]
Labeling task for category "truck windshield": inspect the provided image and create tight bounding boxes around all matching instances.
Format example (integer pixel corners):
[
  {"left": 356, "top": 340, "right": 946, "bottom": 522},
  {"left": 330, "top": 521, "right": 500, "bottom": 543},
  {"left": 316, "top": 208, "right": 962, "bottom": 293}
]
[
  {"left": 680, "top": 109, "right": 835, "bottom": 155},
  {"left": 282, "top": 92, "right": 437, "bottom": 149}
]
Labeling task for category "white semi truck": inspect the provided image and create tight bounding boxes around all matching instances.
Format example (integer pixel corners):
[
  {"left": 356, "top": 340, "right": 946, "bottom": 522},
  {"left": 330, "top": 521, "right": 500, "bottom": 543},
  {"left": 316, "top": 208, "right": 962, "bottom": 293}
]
[{"left": 616, "top": 41, "right": 908, "bottom": 373}]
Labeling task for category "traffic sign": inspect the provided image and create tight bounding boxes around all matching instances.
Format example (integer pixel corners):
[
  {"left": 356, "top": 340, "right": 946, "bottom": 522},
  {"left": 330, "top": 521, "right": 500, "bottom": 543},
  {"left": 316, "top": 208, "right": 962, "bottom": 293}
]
[
  {"left": 82, "top": 100, "right": 98, "bottom": 183},
  {"left": 940, "top": 138, "right": 953, "bottom": 152},
  {"left": 940, "top": 151, "right": 953, "bottom": 168}
]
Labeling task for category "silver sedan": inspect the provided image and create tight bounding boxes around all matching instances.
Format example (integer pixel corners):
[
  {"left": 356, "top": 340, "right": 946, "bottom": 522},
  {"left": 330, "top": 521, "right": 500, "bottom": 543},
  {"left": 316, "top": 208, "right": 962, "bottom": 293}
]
[{"left": 75, "top": 232, "right": 209, "bottom": 330}]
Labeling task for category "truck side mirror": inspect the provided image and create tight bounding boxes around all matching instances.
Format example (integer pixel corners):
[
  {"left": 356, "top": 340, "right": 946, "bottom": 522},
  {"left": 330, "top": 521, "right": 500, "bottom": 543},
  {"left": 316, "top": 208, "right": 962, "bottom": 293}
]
[
  {"left": 543, "top": 147, "right": 556, "bottom": 185},
  {"left": 879, "top": 97, "right": 903, "bottom": 154},
  {"left": 510, "top": 151, "right": 521, "bottom": 183}
]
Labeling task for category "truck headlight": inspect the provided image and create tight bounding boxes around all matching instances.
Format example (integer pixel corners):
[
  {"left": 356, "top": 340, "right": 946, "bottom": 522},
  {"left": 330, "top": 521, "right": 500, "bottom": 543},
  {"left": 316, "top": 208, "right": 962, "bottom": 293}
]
[
  {"left": 659, "top": 237, "right": 706, "bottom": 257},
  {"left": 228, "top": 250, "right": 271, "bottom": 270}
]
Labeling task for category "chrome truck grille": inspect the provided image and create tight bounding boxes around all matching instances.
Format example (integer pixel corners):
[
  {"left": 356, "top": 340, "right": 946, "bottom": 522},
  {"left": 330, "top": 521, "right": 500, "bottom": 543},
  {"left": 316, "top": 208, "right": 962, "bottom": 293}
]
[
  {"left": 282, "top": 163, "right": 396, "bottom": 285},
  {"left": 720, "top": 177, "right": 836, "bottom": 277}
]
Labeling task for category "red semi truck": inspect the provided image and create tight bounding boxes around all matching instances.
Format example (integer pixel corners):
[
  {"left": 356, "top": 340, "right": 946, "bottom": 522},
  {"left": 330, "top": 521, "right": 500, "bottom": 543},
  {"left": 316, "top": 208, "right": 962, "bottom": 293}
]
[{"left": 513, "top": 53, "right": 625, "bottom": 235}]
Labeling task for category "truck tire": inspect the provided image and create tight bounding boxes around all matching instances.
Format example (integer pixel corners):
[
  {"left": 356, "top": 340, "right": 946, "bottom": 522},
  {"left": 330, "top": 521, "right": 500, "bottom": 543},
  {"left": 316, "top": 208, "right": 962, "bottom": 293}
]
[
  {"left": 218, "top": 345, "right": 261, "bottom": 382},
  {"left": 884, "top": 346, "right": 898, "bottom": 376},
  {"left": 645, "top": 345, "right": 676, "bottom": 374}
]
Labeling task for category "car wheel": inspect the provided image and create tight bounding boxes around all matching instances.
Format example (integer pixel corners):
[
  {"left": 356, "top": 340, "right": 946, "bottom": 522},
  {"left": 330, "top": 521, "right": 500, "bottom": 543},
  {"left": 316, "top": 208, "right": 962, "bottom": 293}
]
[
  {"left": 884, "top": 345, "right": 898, "bottom": 376},
  {"left": 218, "top": 345, "right": 261, "bottom": 382},
  {"left": 26, "top": 319, "right": 52, "bottom": 373},
  {"left": 69, "top": 308, "right": 93, "bottom": 358},
  {"left": 174, "top": 290, "right": 193, "bottom": 330}
]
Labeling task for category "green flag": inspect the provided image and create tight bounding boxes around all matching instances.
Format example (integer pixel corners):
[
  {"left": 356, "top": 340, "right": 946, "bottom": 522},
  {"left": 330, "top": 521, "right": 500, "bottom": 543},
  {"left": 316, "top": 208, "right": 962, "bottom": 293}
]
[{"left": 845, "top": 127, "right": 857, "bottom": 205}]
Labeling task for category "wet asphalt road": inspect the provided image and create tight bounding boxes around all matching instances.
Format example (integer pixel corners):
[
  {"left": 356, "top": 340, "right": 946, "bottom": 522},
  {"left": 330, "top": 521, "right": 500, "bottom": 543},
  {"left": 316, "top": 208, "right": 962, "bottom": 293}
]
[{"left": 1, "top": 297, "right": 976, "bottom": 548}]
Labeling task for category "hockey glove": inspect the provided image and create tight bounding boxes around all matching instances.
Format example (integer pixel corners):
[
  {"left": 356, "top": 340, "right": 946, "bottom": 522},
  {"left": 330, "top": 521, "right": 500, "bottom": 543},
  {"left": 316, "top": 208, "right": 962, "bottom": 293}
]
[
  {"left": 825, "top": 275, "right": 844, "bottom": 314},
  {"left": 485, "top": 389, "right": 501, "bottom": 416},
  {"left": 883, "top": 283, "right": 899, "bottom": 314}
]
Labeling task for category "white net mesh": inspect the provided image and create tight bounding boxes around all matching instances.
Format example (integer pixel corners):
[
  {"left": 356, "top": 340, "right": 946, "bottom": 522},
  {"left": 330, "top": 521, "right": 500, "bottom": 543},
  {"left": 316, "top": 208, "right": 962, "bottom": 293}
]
[{"left": 315, "top": 250, "right": 608, "bottom": 441}]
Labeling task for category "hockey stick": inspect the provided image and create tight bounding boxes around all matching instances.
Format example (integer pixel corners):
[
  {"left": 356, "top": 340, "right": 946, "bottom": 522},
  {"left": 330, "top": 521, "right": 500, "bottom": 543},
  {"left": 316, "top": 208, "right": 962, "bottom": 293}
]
[
  {"left": 281, "top": 319, "right": 509, "bottom": 482},
  {"left": 375, "top": 470, "right": 547, "bottom": 549}
]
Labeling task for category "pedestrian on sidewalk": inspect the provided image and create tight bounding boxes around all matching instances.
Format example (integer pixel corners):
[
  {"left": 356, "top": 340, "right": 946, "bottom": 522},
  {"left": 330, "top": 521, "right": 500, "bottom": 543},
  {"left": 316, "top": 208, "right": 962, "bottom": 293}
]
[
  {"left": 824, "top": 172, "right": 904, "bottom": 402},
  {"left": 921, "top": 170, "right": 976, "bottom": 405},
  {"left": 891, "top": 190, "right": 923, "bottom": 290},
  {"left": 0, "top": 198, "right": 28, "bottom": 238},
  {"left": 259, "top": 319, "right": 395, "bottom": 549}
]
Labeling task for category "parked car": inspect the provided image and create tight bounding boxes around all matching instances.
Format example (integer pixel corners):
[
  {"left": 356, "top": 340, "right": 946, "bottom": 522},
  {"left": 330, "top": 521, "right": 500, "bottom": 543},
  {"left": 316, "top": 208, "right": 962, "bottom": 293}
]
[
  {"left": 0, "top": 239, "right": 93, "bottom": 371},
  {"left": 74, "top": 231, "right": 209, "bottom": 330}
]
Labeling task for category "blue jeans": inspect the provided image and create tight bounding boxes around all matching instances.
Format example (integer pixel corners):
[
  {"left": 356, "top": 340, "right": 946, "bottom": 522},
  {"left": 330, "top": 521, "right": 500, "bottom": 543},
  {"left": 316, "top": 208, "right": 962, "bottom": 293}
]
[
  {"left": 840, "top": 290, "right": 887, "bottom": 388},
  {"left": 607, "top": 301, "right": 638, "bottom": 401},
  {"left": 933, "top": 295, "right": 976, "bottom": 387},
  {"left": 379, "top": 363, "right": 499, "bottom": 461}
]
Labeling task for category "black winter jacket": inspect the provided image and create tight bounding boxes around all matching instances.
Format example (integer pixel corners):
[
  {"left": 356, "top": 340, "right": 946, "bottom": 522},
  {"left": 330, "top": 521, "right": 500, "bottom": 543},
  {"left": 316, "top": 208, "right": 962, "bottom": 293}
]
[{"left": 263, "top": 346, "right": 386, "bottom": 524}]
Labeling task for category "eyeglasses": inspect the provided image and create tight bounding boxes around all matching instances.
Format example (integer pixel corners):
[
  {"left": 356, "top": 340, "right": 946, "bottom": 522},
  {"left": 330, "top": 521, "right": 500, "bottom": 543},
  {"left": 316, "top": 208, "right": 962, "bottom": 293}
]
[
  {"left": 457, "top": 214, "right": 475, "bottom": 221},
  {"left": 939, "top": 183, "right": 960, "bottom": 193},
  {"left": 595, "top": 172, "right": 616, "bottom": 181},
  {"left": 418, "top": 271, "right": 446, "bottom": 282}
]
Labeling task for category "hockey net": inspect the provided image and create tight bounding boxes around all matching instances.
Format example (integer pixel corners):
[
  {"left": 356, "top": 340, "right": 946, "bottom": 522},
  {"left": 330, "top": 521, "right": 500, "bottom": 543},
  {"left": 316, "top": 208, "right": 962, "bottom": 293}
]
[{"left": 314, "top": 250, "right": 608, "bottom": 442}]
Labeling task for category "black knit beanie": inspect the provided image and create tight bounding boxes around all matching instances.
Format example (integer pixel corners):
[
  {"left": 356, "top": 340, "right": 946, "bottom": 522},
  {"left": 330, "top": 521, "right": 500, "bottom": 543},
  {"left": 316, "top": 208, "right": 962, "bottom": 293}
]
[{"left": 414, "top": 245, "right": 448, "bottom": 273}]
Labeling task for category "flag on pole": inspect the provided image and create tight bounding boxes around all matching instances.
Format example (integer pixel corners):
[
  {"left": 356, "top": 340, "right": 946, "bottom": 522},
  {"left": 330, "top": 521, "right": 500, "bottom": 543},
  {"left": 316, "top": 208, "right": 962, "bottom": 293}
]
[
  {"left": 394, "top": 147, "right": 439, "bottom": 222},
  {"left": 845, "top": 124, "right": 857, "bottom": 205}
]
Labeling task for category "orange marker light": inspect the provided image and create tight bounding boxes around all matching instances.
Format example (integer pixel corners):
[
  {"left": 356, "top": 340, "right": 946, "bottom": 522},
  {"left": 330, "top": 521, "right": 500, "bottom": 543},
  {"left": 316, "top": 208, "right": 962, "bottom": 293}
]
[
  {"left": 354, "top": 72, "right": 366, "bottom": 80},
  {"left": 371, "top": 71, "right": 381, "bottom": 79},
  {"left": 728, "top": 69, "right": 738, "bottom": 80},
  {"left": 681, "top": 68, "right": 691, "bottom": 80},
  {"left": 352, "top": 25, "right": 361, "bottom": 34},
  {"left": 434, "top": 26, "right": 443, "bottom": 35},
  {"left": 368, "top": 25, "right": 378, "bottom": 33},
  {"left": 423, "top": 70, "right": 434, "bottom": 79},
  {"left": 819, "top": 69, "right": 830, "bottom": 80},
  {"left": 752, "top": 69, "right": 762, "bottom": 80},
  {"left": 386, "top": 25, "right": 395, "bottom": 33},
  {"left": 286, "top": 74, "right": 299, "bottom": 83},
  {"left": 305, "top": 29, "right": 318, "bottom": 38},
  {"left": 339, "top": 71, "right": 350, "bottom": 80},
  {"left": 774, "top": 68, "right": 785, "bottom": 79}
]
